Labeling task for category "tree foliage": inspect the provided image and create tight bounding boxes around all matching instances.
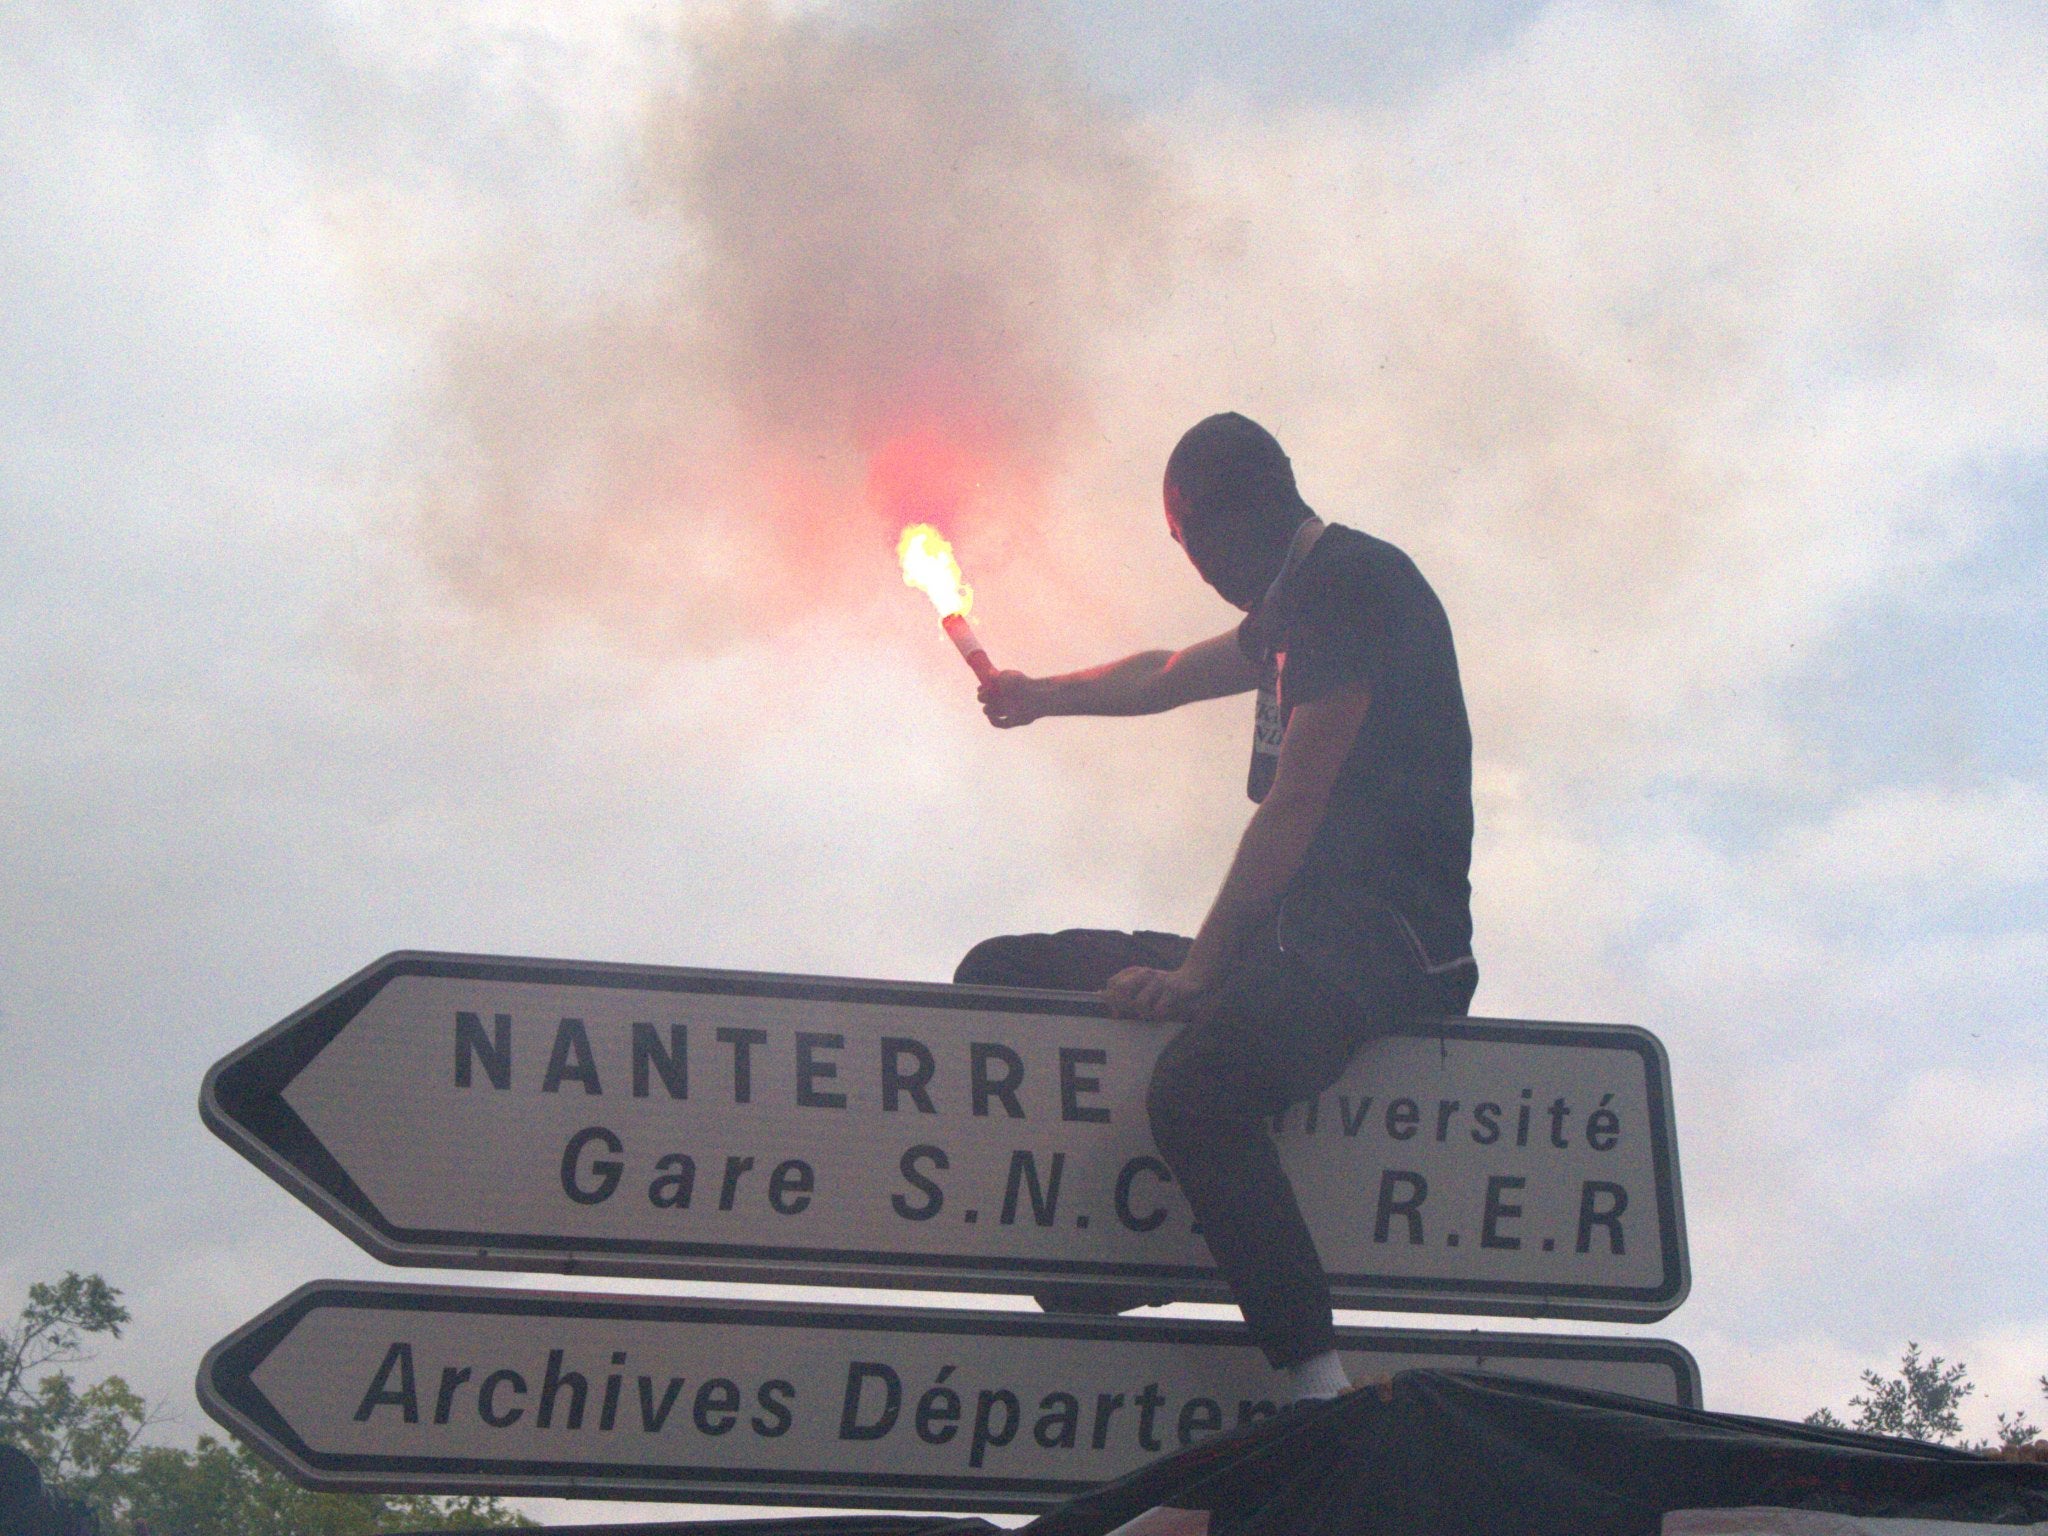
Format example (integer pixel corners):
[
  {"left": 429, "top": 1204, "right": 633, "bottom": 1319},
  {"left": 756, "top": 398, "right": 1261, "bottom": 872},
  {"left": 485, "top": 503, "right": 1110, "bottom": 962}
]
[
  {"left": 119, "top": 1435, "right": 533, "bottom": 1534},
  {"left": 0, "top": 1272, "right": 157, "bottom": 1511},
  {"left": 2, "top": 1273, "right": 532, "bottom": 1533},
  {"left": 1808, "top": 1344, "right": 2045, "bottom": 1451}
]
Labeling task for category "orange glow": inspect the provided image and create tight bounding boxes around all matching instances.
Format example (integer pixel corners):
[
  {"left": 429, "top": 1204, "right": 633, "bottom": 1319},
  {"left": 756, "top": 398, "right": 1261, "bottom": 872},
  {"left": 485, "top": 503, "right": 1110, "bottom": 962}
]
[{"left": 896, "top": 523, "right": 973, "bottom": 619}]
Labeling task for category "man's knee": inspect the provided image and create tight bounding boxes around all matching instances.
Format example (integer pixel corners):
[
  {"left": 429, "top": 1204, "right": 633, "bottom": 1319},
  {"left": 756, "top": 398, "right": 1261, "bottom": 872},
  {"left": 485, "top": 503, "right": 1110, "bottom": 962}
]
[
  {"left": 955, "top": 929, "right": 1168, "bottom": 991},
  {"left": 1146, "top": 1035, "right": 1225, "bottom": 1155},
  {"left": 954, "top": 935, "right": 1041, "bottom": 988}
]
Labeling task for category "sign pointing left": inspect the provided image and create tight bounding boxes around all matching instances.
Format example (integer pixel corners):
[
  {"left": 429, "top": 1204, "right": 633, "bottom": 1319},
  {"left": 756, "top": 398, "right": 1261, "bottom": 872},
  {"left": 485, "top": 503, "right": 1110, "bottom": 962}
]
[
  {"left": 199, "top": 1281, "right": 1700, "bottom": 1512},
  {"left": 202, "top": 950, "right": 1686, "bottom": 1317}
]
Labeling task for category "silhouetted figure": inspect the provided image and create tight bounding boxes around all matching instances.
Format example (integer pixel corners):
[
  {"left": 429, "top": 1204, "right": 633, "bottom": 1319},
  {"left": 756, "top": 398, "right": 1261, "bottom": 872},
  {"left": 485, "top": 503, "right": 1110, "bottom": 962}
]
[
  {"left": 1, "top": 1444, "right": 105, "bottom": 1535},
  {"left": 963, "top": 414, "right": 1476, "bottom": 1403}
]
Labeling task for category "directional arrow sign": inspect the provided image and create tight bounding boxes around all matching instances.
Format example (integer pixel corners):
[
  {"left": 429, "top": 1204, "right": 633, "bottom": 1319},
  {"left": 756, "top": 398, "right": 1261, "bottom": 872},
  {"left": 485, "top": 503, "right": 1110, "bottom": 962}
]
[
  {"left": 199, "top": 1281, "right": 1701, "bottom": 1511},
  {"left": 202, "top": 952, "right": 1687, "bottom": 1321}
]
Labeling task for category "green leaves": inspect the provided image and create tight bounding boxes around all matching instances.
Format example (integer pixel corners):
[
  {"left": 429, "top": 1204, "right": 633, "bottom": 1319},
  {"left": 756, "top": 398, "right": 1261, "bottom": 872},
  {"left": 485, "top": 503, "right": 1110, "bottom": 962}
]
[
  {"left": 117, "top": 1435, "right": 535, "bottom": 1535},
  {"left": 1848, "top": 1343, "right": 1974, "bottom": 1443},
  {"left": 1807, "top": 1343, "right": 2047, "bottom": 1450},
  {"left": 3, "top": 1272, "right": 533, "bottom": 1533},
  {"left": 2, "top": 1272, "right": 132, "bottom": 1428}
]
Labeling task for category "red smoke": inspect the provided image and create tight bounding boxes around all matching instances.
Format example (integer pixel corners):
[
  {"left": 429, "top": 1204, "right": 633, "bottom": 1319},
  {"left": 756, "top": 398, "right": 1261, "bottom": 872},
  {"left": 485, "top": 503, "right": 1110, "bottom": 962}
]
[
  {"left": 864, "top": 423, "right": 998, "bottom": 541},
  {"left": 403, "top": 2, "right": 1166, "bottom": 658}
]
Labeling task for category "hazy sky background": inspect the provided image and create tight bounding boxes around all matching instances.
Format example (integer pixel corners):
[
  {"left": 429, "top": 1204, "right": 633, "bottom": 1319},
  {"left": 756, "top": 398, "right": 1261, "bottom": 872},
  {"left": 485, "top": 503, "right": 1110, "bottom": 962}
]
[{"left": 5, "top": 0, "right": 2047, "bottom": 1523}]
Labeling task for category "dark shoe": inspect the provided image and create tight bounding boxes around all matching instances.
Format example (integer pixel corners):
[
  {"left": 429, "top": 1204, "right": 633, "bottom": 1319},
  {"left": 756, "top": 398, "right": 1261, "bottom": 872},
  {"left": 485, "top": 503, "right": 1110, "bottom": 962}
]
[{"left": 1034, "top": 1282, "right": 1176, "bottom": 1315}]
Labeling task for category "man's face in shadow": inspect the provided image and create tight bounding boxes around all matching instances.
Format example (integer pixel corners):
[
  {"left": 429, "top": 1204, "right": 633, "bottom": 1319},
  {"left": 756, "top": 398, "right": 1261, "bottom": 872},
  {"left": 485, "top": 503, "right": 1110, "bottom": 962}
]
[{"left": 1166, "top": 479, "right": 1281, "bottom": 612}]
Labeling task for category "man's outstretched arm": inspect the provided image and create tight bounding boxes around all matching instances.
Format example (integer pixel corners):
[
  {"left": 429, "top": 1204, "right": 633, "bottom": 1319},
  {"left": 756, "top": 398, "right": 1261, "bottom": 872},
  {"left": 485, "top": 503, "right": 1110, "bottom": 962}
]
[
  {"left": 979, "top": 630, "right": 1258, "bottom": 728},
  {"left": 1103, "top": 685, "right": 1372, "bottom": 1020}
]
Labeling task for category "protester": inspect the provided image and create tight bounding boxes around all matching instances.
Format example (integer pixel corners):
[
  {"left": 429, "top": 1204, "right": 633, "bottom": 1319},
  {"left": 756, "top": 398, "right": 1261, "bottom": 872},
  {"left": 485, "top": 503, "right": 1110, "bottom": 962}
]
[
  {"left": 0, "top": 1445, "right": 104, "bottom": 1536},
  {"left": 959, "top": 413, "right": 1476, "bottom": 1403}
]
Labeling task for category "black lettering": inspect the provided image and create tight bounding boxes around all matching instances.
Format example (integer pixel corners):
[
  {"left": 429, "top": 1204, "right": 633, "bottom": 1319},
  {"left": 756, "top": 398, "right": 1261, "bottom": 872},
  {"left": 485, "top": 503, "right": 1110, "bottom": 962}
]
[
  {"left": 353, "top": 1342, "right": 418, "bottom": 1423},
  {"left": 600, "top": 1355, "right": 624, "bottom": 1431},
  {"left": 1385, "top": 1097, "right": 1420, "bottom": 1140},
  {"left": 1059, "top": 1048, "right": 1111, "bottom": 1124},
  {"left": 1586, "top": 1094, "right": 1621, "bottom": 1152},
  {"left": 917, "top": 1372, "right": 962, "bottom": 1445},
  {"left": 796, "top": 1031, "right": 847, "bottom": 1109},
  {"left": 693, "top": 1378, "right": 740, "bottom": 1436},
  {"left": 1091, "top": 1392, "right": 1126, "bottom": 1450},
  {"left": 561, "top": 1126, "right": 624, "bottom": 1206},
  {"left": 1374, "top": 1170, "right": 1427, "bottom": 1244},
  {"left": 1548, "top": 1096, "right": 1572, "bottom": 1148},
  {"left": 542, "top": 1018, "right": 601, "bottom": 1095},
  {"left": 1001, "top": 1150, "right": 1065, "bottom": 1226},
  {"left": 1516, "top": 1089, "right": 1533, "bottom": 1147},
  {"left": 753, "top": 1379, "right": 796, "bottom": 1437},
  {"left": 455, "top": 1012, "right": 511, "bottom": 1089},
  {"left": 1177, "top": 1397, "right": 1223, "bottom": 1446},
  {"left": 638, "top": 1375, "right": 685, "bottom": 1432},
  {"left": 971, "top": 1042, "right": 1026, "bottom": 1118},
  {"left": 768, "top": 1158, "right": 815, "bottom": 1215},
  {"left": 1339, "top": 1095, "right": 1375, "bottom": 1136},
  {"left": 716, "top": 1026, "right": 768, "bottom": 1103},
  {"left": 648, "top": 1152, "right": 696, "bottom": 1210},
  {"left": 1236, "top": 1398, "right": 1278, "bottom": 1427},
  {"left": 1035, "top": 1391, "right": 1080, "bottom": 1449},
  {"left": 881, "top": 1036, "right": 937, "bottom": 1114},
  {"left": 892, "top": 1144, "right": 948, "bottom": 1220},
  {"left": 1576, "top": 1181, "right": 1628, "bottom": 1254},
  {"left": 478, "top": 1369, "right": 526, "bottom": 1428},
  {"left": 432, "top": 1365, "right": 471, "bottom": 1425},
  {"left": 538, "top": 1349, "right": 587, "bottom": 1430},
  {"left": 1472, "top": 1101, "right": 1502, "bottom": 1144},
  {"left": 718, "top": 1155, "right": 755, "bottom": 1211},
  {"left": 1114, "top": 1156, "right": 1172, "bottom": 1232},
  {"left": 1434, "top": 1099, "right": 1461, "bottom": 1141},
  {"left": 1481, "top": 1175, "right": 1525, "bottom": 1250},
  {"left": 631, "top": 1022, "right": 687, "bottom": 1100},
  {"left": 840, "top": 1363, "right": 901, "bottom": 1440},
  {"left": 1134, "top": 1382, "right": 1166, "bottom": 1453},
  {"left": 969, "top": 1388, "right": 1021, "bottom": 1468}
]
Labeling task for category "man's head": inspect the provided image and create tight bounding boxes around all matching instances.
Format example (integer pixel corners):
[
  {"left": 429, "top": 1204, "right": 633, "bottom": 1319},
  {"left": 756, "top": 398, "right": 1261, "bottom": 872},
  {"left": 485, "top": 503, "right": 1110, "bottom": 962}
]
[{"left": 1163, "top": 412, "right": 1314, "bottom": 609}]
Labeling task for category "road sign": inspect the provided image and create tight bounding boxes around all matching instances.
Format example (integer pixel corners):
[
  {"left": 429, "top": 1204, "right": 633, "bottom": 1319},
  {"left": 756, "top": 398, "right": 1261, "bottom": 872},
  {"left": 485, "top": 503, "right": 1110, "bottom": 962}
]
[
  {"left": 200, "top": 1281, "right": 1701, "bottom": 1512},
  {"left": 203, "top": 952, "right": 1687, "bottom": 1321}
]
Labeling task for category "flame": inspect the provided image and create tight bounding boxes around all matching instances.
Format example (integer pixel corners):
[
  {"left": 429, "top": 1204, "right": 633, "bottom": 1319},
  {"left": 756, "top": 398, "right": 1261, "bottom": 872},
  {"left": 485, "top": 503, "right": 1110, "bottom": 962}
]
[{"left": 896, "top": 523, "right": 973, "bottom": 619}]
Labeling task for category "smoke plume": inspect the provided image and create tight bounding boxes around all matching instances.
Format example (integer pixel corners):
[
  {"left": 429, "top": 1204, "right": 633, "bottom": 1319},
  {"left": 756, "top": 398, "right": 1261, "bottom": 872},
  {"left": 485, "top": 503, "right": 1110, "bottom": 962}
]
[{"left": 407, "top": 0, "right": 1171, "bottom": 654}]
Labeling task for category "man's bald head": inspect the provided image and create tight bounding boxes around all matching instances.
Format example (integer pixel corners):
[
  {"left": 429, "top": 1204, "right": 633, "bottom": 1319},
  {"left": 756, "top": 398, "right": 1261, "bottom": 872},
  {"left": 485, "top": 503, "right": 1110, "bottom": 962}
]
[{"left": 1163, "top": 413, "right": 1314, "bottom": 609}]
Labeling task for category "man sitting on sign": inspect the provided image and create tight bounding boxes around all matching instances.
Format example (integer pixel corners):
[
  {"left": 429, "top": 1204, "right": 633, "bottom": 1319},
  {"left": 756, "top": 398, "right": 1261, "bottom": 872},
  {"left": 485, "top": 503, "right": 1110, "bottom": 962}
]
[{"left": 959, "top": 412, "right": 1477, "bottom": 1405}]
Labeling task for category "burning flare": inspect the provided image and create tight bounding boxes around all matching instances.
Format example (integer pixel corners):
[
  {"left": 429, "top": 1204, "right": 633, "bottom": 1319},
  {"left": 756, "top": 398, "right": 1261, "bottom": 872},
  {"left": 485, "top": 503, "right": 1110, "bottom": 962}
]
[
  {"left": 896, "top": 523, "right": 997, "bottom": 685},
  {"left": 896, "top": 523, "right": 973, "bottom": 618}
]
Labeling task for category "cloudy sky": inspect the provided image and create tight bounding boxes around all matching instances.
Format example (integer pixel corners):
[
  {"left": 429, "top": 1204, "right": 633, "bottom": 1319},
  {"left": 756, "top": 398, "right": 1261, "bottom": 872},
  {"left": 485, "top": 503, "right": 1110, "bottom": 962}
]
[{"left": 5, "top": 0, "right": 2046, "bottom": 1522}]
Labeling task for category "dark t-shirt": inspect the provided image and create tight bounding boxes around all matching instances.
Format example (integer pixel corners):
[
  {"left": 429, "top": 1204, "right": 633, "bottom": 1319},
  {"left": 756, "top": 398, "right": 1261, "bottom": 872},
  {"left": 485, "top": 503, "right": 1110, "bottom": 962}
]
[{"left": 1238, "top": 524, "right": 1475, "bottom": 987}]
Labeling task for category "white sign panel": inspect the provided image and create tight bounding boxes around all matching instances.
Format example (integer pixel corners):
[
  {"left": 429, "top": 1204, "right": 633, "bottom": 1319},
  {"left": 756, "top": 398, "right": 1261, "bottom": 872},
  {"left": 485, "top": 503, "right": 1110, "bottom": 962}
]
[
  {"left": 202, "top": 952, "right": 1687, "bottom": 1320},
  {"left": 200, "top": 1282, "right": 1701, "bottom": 1512}
]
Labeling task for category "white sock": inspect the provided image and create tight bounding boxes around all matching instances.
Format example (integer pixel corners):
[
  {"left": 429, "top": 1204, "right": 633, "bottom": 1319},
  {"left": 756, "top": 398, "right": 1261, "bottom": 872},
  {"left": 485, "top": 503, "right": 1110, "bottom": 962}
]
[{"left": 1283, "top": 1349, "right": 1350, "bottom": 1402}]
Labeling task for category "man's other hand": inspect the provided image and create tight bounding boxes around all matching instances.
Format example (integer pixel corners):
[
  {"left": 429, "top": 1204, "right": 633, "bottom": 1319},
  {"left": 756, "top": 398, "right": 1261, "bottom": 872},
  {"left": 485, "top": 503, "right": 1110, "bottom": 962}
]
[
  {"left": 979, "top": 670, "right": 1047, "bottom": 728},
  {"left": 1102, "top": 965, "right": 1207, "bottom": 1021}
]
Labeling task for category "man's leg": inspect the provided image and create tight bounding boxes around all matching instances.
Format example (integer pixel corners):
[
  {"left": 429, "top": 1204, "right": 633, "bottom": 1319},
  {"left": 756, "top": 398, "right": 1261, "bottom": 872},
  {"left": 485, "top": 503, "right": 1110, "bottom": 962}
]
[
  {"left": 1147, "top": 931, "right": 1429, "bottom": 1373},
  {"left": 1146, "top": 984, "right": 1347, "bottom": 1369},
  {"left": 953, "top": 928, "right": 1190, "bottom": 1316}
]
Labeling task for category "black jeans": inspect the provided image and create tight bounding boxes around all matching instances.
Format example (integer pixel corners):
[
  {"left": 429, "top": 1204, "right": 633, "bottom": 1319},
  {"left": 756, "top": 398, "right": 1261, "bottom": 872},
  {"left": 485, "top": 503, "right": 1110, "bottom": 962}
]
[{"left": 955, "top": 920, "right": 1476, "bottom": 1368}]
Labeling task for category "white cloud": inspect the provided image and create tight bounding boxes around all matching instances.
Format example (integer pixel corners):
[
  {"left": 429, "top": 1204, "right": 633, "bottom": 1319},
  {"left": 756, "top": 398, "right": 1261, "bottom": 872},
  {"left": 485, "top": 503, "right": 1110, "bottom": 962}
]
[
  {"left": 3, "top": 2, "right": 2047, "bottom": 1520},
  {"left": 1775, "top": 780, "right": 2048, "bottom": 904}
]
